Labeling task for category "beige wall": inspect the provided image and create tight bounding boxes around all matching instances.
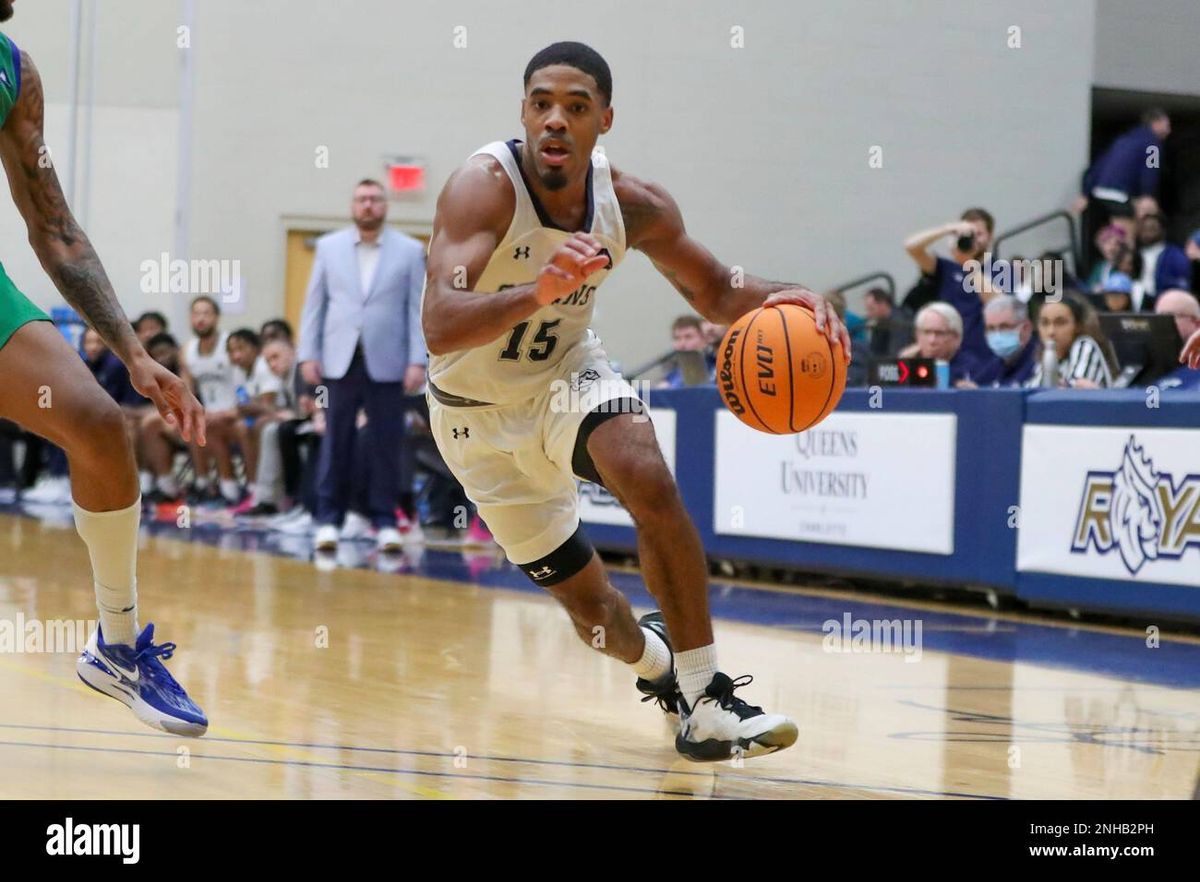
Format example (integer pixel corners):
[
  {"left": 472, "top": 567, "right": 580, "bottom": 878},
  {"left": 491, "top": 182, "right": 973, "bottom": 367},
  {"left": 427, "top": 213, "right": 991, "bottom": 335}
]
[{"left": 3, "top": 0, "right": 1101, "bottom": 368}]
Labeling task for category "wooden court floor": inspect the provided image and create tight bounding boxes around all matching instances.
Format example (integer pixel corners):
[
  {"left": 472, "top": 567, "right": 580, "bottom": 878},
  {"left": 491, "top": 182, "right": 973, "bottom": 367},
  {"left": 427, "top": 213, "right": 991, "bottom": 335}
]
[{"left": 1, "top": 512, "right": 1197, "bottom": 799}]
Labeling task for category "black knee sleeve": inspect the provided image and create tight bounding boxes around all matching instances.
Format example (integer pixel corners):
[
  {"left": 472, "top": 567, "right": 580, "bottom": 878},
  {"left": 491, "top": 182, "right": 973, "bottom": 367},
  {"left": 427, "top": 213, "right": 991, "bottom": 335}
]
[{"left": 517, "top": 522, "right": 594, "bottom": 586}]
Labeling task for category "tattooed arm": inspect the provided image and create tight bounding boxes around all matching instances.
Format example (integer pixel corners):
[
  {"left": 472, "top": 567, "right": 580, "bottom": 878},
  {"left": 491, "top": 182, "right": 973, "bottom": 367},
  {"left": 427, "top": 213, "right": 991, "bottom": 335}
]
[
  {"left": 0, "top": 51, "right": 205, "bottom": 443},
  {"left": 614, "top": 167, "right": 850, "bottom": 357}
]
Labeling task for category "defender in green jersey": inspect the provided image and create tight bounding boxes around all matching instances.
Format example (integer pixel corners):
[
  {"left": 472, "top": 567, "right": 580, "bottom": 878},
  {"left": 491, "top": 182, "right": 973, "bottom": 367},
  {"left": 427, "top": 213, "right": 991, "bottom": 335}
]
[{"left": 0, "top": 1, "right": 208, "bottom": 736}]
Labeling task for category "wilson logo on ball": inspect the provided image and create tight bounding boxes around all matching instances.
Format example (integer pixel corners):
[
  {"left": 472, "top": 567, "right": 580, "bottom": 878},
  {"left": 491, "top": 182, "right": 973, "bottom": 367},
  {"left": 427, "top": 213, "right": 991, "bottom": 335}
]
[{"left": 719, "top": 327, "right": 746, "bottom": 415}]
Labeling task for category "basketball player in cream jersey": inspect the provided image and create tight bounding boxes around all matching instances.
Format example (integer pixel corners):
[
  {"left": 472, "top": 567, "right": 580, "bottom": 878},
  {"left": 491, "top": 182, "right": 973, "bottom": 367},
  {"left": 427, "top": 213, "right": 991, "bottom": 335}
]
[{"left": 424, "top": 42, "right": 849, "bottom": 761}]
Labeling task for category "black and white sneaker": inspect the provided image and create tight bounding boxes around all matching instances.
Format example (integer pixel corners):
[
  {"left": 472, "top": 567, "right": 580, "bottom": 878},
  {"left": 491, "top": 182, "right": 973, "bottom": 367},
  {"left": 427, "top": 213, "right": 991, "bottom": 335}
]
[
  {"left": 635, "top": 611, "right": 681, "bottom": 724},
  {"left": 676, "top": 673, "right": 797, "bottom": 762}
]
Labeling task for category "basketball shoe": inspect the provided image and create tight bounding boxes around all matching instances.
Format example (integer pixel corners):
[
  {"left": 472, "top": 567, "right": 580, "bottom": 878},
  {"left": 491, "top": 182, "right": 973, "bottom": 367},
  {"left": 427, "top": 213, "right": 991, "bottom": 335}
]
[
  {"left": 77, "top": 623, "right": 208, "bottom": 737},
  {"left": 635, "top": 611, "right": 682, "bottom": 726},
  {"left": 675, "top": 673, "right": 797, "bottom": 761}
]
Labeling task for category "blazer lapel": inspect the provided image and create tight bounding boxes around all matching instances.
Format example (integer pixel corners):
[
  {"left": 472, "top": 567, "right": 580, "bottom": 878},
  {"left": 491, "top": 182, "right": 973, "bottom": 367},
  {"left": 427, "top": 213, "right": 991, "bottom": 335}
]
[{"left": 363, "top": 230, "right": 393, "bottom": 304}]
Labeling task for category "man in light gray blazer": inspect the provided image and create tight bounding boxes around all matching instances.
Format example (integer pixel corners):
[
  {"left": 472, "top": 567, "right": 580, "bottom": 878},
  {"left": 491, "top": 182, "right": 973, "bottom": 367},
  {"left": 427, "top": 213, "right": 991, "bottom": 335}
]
[{"left": 298, "top": 178, "right": 427, "bottom": 551}]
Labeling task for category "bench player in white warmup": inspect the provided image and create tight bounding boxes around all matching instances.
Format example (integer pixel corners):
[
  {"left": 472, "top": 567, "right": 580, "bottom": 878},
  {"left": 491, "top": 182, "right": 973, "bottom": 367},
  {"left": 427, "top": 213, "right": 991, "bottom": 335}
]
[{"left": 423, "top": 42, "right": 849, "bottom": 761}]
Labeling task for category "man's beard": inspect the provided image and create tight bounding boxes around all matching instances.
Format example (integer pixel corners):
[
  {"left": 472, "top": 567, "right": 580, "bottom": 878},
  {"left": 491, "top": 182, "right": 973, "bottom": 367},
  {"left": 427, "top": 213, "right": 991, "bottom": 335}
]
[
  {"left": 539, "top": 169, "right": 569, "bottom": 191},
  {"left": 0, "top": 3, "right": 13, "bottom": 23},
  {"left": 356, "top": 214, "right": 384, "bottom": 231},
  {"left": 194, "top": 325, "right": 215, "bottom": 339}
]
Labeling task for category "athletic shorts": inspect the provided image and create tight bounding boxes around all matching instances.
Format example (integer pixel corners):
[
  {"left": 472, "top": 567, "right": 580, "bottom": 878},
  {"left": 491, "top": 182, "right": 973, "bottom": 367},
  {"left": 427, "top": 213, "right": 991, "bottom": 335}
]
[
  {"left": 428, "top": 338, "right": 642, "bottom": 566},
  {"left": 0, "top": 262, "right": 51, "bottom": 351}
]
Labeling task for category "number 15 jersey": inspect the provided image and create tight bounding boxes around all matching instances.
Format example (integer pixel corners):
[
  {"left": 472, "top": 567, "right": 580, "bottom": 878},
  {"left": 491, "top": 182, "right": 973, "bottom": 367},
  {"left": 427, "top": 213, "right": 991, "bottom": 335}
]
[{"left": 426, "top": 139, "right": 626, "bottom": 407}]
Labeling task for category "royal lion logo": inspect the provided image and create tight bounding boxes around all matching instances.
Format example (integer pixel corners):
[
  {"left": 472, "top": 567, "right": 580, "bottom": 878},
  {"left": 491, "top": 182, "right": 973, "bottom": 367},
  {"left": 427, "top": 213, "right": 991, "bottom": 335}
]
[{"left": 1072, "top": 436, "right": 1200, "bottom": 574}]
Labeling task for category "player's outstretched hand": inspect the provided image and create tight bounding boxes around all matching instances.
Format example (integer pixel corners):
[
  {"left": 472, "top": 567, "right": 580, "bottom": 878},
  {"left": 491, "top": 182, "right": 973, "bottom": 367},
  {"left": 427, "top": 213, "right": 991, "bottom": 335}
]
[
  {"left": 536, "top": 232, "right": 609, "bottom": 305},
  {"left": 1181, "top": 328, "right": 1200, "bottom": 370},
  {"left": 762, "top": 288, "right": 852, "bottom": 364},
  {"left": 129, "top": 354, "right": 207, "bottom": 446}
]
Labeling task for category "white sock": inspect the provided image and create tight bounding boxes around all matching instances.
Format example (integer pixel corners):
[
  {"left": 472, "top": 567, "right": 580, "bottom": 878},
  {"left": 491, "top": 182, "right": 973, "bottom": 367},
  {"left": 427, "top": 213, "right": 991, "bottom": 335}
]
[
  {"left": 676, "top": 644, "right": 718, "bottom": 710},
  {"left": 630, "top": 626, "right": 672, "bottom": 681},
  {"left": 220, "top": 478, "right": 240, "bottom": 502},
  {"left": 193, "top": 476, "right": 209, "bottom": 491},
  {"left": 139, "top": 471, "right": 154, "bottom": 494},
  {"left": 72, "top": 497, "right": 141, "bottom": 647},
  {"left": 156, "top": 474, "right": 179, "bottom": 497}
]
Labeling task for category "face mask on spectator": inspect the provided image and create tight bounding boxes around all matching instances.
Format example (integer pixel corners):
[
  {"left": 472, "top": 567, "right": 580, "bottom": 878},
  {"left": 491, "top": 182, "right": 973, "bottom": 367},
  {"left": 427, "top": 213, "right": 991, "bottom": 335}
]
[{"left": 987, "top": 329, "right": 1022, "bottom": 358}]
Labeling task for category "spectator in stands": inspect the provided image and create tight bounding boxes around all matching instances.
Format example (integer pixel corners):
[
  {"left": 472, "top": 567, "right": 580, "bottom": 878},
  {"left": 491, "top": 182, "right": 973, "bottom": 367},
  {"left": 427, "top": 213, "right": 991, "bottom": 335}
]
[
  {"left": 899, "top": 302, "right": 983, "bottom": 385},
  {"left": 260, "top": 318, "right": 293, "bottom": 346},
  {"left": 298, "top": 178, "right": 427, "bottom": 553},
  {"left": 1095, "top": 272, "right": 1135, "bottom": 314},
  {"left": 1137, "top": 212, "right": 1191, "bottom": 303},
  {"left": 181, "top": 295, "right": 241, "bottom": 505},
  {"left": 966, "top": 295, "right": 1037, "bottom": 387},
  {"left": 1027, "top": 295, "right": 1113, "bottom": 388},
  {"left": 241, "top": 337, "right": 301, "bottom": 517},
  {"left": 1154, "top": 289, "right": 1200, "bottom": 347},
  {"left": 903, "top": 207, "right": 1002, "bottom": 365},
  {"left": 863, "top": 287, "right": 912, "bottom": 357},
  {"left": 226, "top": 328, "right": 284, "bottom": 502},
  {"left": 1086, "top": 225, "right": 1130, "bottom": 293},
  {"left": 1075, "top": 108, "right": 1170, "bottom": 227},
  {"left": 658, "top": 315, "right": 711, "bottom": 389},
  {"left": 133, "top": 311, "right": 168, "bottom": 346},
  {"left": 140, "top": 333, "right": 191, "bottom": 504}
]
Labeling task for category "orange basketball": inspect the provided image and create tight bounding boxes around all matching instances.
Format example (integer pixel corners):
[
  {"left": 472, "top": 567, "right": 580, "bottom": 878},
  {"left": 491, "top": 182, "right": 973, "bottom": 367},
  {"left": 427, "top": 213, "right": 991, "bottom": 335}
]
[{"left": 716, "top": 303, "right": 846, "bottom": 434}]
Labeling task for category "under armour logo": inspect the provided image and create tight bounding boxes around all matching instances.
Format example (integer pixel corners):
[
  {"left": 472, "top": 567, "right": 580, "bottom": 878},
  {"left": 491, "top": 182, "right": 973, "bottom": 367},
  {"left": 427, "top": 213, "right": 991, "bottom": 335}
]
[
  {"left": 513, "top": 246, "right": 530, "bottom": 260},
  {"left": 528, "top": 565, "right": 556, "bottom": 580},
  {"left": 452, "top": 427, "right": 469, "bottom": 439}
]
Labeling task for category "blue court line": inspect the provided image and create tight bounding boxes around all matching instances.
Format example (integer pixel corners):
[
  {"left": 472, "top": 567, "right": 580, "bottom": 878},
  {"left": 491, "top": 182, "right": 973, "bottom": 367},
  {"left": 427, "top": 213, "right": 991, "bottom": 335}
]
[{"left": 0, "top": 724, "right": 1003, "bottom": 800}]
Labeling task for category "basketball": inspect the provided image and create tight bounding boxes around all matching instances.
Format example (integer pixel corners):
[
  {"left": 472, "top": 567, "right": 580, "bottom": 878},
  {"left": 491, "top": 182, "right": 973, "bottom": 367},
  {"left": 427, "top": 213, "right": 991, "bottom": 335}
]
[{"left": 717, "top": 303, "right": 846, "bottom": 434}]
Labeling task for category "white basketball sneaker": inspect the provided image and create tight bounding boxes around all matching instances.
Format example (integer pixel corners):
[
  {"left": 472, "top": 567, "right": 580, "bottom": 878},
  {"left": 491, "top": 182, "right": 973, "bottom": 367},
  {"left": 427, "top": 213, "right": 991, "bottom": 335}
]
[{"left": 676, "top": 673, "right": 798, "bottom": 762}]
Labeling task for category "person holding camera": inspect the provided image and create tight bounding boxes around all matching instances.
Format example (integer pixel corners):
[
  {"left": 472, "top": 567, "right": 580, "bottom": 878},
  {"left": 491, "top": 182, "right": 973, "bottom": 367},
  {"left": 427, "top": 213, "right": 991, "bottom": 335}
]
[{"left": 903, "top": 208, "right": 1003, "bottom": 364}]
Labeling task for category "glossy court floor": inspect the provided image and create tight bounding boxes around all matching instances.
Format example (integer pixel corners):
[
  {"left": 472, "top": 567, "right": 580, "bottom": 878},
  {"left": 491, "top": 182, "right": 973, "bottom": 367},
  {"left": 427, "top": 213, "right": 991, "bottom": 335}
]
[{"left": 1, "top": 507, "right": 1198, "bottom": 799}]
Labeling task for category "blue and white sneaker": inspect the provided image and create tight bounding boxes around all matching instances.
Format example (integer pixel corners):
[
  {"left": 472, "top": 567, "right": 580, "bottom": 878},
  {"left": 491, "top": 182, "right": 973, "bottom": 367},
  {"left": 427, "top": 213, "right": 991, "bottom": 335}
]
[{"left": 77, "top": 624, "right": 208, "bottom": 737}]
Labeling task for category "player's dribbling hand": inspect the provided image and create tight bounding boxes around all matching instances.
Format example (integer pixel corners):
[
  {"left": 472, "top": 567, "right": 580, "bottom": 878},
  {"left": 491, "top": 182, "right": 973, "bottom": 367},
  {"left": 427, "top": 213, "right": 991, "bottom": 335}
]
[
  {"left": 762, "top": 288, "right": 853, "bottom": 364},
  {"left": 1181, "top": 328, "right": 1200, "bottom": 370},
  {"left": 535, "top": 232, "right": 610, "bottom": 306},
  {"left": 129, "top": 354, "right": 207, "bottom": 447}
]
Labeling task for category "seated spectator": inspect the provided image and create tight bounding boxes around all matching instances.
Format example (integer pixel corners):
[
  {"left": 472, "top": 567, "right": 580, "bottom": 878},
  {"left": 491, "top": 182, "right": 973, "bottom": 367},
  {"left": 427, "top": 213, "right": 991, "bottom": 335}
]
[
  {"left": 658, "top": 315, "right": 713, "bottom": 389},
  {"left": 967, "top": 295, "right": 1037, "bottom": 387},
  {"left": 1086, "top": 225, "right": 1130, "bottom": 293},
  {"left": 133, "top": 311, "right": 168, "bottom": 345},
  {"left": 864, "top": 287, "right": 912, "bottom": 357},
  {"left": 826, "top": 289, "right": 870, "bottom": 387},
  {"left": 1137, "top": 212, "right": 1191, "bottom": 305},
  {"left": 1154, "top": 289, "right": 1200, "bottom": 347},
  {"left": 139, "top": 333, "right": 191, "bottom": 504},
  {"left": 226, "top": 328, "right": 284, "bottom": 501},
  {"left": 903, "top": 207, "right": 1003, "bottom": 365},
  {"left": 899, "top": 302, "right": 985, "bottom": 385},
  {"left": 1095, "top": 272, "right": 1135, "bottom": 313},
  {"left": 1027, "top": 295, "right": 1114, "bottom": 388},
  {"left": 260, "top": 318, "right": 293, "bottom": 346},
  {"left": 241, "top": 337, "right": 301, "bottom": 517}
]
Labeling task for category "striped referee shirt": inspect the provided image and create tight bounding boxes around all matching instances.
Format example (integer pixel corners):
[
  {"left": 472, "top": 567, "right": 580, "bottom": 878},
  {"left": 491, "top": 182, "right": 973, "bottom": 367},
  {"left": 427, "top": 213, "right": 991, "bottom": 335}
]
[{"left": 1027, "top": 335, "right": 1113, "bottom": 388}]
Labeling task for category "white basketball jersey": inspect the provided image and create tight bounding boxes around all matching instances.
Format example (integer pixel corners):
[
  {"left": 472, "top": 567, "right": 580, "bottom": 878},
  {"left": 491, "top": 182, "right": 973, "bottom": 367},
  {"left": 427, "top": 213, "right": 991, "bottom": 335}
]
[
  {"left": 427, "top": 139, "right": 626, "bottom": 406},
  {"left": 184, "top": 332, "right": 236, "bottom": 410}
]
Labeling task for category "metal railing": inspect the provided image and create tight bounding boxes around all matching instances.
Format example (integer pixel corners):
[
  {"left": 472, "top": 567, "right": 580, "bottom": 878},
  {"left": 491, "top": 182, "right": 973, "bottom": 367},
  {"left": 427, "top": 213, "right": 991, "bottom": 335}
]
[
  {"left": 830, "top": 271, "right": 896, "bottom": 302},
  {"left": 992, "top": 209, "right": 1082, "bottom": 278}
]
